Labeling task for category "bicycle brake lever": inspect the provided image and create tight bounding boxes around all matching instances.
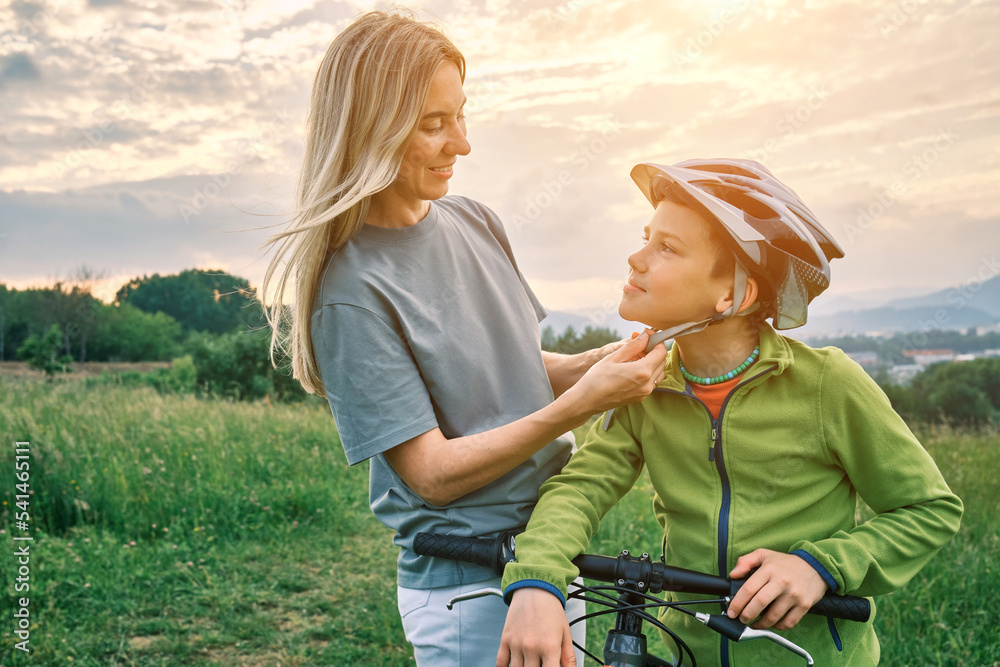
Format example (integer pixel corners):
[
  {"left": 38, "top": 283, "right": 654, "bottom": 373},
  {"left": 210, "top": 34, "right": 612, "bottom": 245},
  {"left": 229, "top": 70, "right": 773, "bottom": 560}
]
[
  {"left": 446, "top": 587, "right": 503, "bottom": 610},
  {"left": 695, "top": 613, "right": 814, "bottom": 666}
]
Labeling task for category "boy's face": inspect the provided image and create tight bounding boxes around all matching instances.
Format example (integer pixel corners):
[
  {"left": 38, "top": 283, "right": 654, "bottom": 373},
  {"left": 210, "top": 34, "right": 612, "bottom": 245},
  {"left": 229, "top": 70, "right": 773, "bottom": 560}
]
[{"left": 620, "top": 200, "right": 734, "bottom": 330}]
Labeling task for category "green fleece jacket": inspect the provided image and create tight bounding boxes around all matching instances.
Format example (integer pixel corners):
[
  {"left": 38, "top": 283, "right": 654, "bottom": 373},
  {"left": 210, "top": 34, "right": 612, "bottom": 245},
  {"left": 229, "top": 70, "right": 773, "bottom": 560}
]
[{"left": 502, "top": 324, "right": 963, "bottom": 666}]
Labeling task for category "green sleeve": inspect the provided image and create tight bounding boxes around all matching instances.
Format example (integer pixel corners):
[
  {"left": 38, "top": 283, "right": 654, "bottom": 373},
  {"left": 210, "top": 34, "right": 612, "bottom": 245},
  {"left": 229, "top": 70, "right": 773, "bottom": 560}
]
[
  {"left": 789, "top": 350, "right": 964, "bottom": 596},
  {"left": 501, "top": 405, "right": 647, "bottom": 598}
]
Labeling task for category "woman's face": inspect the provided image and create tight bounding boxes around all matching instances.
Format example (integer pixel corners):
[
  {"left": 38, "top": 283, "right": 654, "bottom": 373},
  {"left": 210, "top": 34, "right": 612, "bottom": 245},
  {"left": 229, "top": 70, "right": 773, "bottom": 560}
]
[{"left": 375, "top": 61, "right": 471, "bottom": 216}]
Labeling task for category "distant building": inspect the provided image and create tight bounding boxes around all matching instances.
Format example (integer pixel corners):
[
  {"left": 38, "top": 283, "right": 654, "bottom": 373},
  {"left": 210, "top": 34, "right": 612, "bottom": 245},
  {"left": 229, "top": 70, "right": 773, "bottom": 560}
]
[
  {"left": 902, "top": 349, "right": 955, "bottom": 366},
  {"left": 846, "top": 351, "right": 879, "bottom": 368},
  {"left": 889, "top": 364, "right": 924, "bottom": 384}
]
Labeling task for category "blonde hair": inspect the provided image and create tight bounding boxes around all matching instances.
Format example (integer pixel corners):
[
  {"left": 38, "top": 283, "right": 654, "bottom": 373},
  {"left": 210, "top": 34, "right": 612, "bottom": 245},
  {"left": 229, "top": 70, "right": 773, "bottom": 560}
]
[{"left": 258, "top": 10, "right": 465, "bottom": 396}]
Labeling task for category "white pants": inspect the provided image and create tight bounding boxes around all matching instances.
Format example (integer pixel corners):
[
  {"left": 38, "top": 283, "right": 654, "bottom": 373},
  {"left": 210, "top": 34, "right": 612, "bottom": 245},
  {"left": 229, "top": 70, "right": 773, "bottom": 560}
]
[{"left": 398, "top": 577, "right": 587, "bottom": 666}]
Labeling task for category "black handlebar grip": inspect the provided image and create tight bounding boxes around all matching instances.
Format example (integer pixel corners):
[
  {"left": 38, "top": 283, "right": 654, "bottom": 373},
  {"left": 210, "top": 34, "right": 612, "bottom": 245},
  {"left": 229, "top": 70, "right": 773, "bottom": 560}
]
[
  {"left": 730, "top": 577, "right": 870, "bottom": 622},
  {"left": 808, "top": 593, "right": 871, "bottom": 622},
  {"left": 412, "top": 532, "right": 508, "bottom": 576}
]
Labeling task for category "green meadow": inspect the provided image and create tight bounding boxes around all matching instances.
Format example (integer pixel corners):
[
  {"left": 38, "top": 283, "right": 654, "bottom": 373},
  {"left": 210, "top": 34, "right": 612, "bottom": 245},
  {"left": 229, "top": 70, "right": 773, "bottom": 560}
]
[{"left": 1, "top": 377, "right": 997, "bottom": 666}]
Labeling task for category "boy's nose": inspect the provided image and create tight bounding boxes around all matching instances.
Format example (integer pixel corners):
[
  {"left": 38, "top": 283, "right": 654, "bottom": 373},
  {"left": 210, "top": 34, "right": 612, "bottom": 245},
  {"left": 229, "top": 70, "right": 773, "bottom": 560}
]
[{"left": 627, "top": 249, "right": 645, "bottom": 272}]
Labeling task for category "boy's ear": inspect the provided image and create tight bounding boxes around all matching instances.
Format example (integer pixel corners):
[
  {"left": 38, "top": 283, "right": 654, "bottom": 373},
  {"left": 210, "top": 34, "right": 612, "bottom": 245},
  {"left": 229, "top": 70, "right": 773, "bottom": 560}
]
[
  {"left": 714, "top": 276, "right": 759, "bottom": 315},
  {"left": 737, "top": 276, "right": 759, "bottom": 314}
]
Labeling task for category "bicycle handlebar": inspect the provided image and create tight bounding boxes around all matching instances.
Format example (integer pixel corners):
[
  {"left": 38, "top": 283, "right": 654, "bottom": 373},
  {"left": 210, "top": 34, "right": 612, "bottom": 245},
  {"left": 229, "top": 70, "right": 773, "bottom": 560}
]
[{"left": 413, "top": 532, "right": 870, "bottom": 623}]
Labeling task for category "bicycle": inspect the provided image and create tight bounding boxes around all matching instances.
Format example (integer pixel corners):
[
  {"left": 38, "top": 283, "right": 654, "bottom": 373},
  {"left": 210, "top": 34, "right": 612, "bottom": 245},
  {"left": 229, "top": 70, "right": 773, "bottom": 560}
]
[{"left": 414, "top": 531, "right": 871, "bottom": 666}]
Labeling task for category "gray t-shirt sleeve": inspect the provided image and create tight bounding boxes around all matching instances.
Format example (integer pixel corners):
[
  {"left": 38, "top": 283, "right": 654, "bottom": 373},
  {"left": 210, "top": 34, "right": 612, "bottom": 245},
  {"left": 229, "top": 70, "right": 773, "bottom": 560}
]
[{"left": 312, "top": 303, "right": 439, "bottom": 465}]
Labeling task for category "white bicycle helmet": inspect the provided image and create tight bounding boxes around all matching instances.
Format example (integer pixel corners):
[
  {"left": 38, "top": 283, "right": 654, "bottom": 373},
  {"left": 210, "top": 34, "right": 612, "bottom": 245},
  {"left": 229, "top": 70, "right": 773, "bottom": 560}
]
[{"left": 630, "top": 158, "right": 844, "bottom": 348}]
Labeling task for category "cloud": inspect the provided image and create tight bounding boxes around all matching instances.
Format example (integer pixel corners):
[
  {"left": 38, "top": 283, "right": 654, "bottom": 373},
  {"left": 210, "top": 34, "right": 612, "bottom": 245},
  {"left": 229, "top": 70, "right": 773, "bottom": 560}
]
[
  {"left": 0, "top": 53, "right": 40, "bottom": 84},
  {"left": 2, "top": 0, "right": 999, "bottom": 312}
]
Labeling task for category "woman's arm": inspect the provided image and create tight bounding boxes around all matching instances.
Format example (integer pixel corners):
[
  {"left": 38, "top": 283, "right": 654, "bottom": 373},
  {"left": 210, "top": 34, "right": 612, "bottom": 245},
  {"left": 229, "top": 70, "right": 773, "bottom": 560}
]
[
  {"left": 541, "top": 350, "right": 596, "bottom": 398},
  {"left": 384, "top": 332, "right": 666, "bottom": 506}
]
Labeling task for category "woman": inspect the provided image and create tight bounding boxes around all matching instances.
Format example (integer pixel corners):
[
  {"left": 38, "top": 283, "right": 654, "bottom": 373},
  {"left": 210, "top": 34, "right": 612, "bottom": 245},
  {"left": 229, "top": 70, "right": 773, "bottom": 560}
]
[{"left": 260, "top": 10, "right": 667, "bottom": 665}]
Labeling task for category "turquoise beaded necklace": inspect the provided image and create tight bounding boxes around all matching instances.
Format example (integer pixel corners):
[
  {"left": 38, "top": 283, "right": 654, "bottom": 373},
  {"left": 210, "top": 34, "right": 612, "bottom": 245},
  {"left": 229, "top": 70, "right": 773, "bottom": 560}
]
[{"left": 680, "top": 345, "right": 760, "bottom": 386}]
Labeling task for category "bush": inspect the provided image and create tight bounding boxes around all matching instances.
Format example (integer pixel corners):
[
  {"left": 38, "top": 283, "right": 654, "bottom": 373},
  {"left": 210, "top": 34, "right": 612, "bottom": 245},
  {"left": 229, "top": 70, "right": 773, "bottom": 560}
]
[
  {"left": 17, "top": 323, "right": 73, "bottom": 377},
  {"left": 185, "top": 330, "right": 308, "bottom": 402}
]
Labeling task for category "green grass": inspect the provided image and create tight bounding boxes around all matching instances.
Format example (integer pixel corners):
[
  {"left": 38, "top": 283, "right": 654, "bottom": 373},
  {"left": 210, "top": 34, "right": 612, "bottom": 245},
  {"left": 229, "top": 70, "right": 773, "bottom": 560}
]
[{"left": 0, "top": 377, "right": 997, "bottom": 665}]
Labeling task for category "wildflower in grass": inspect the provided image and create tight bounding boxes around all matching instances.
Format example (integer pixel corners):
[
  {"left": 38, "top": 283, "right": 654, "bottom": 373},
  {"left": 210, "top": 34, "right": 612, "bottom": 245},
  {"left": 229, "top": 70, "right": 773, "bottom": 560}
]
[
  {"left": 130, "top": 541, "right": 136, "bottom": 546},
  {"left": 84, "top": 583, "right": 90, "bottom": 588}
]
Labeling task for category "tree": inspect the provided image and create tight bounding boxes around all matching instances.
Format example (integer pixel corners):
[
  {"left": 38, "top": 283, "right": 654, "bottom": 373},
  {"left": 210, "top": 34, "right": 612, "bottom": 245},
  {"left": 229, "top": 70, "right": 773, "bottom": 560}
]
[
  {"left": 89, "top": 304, "right": 183, "bottom": 361},
  {"left": 17, "top": 324, "right": 73, "bottom": 378},
  {"left": 115, "top": 269, "right": 264, "bottom": 334},
  {"left": 542, "top": 325, "right": 621, "bottom": 355},
  {"left": 928, "top": 379, "right": 993, "bottom": 426}
]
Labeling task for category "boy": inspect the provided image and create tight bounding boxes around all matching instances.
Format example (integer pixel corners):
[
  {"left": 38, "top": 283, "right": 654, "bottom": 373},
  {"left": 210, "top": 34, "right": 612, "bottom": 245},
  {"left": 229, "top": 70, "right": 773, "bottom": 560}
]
[{"left": 496, "top": 159, "right": 964, "bottom": 666}]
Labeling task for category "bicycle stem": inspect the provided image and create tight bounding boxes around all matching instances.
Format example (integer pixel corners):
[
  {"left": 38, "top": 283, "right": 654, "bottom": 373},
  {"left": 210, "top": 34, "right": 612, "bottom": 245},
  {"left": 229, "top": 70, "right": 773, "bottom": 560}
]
[{"left": 694, "top": 612, "right": 814, "bottom": 666}]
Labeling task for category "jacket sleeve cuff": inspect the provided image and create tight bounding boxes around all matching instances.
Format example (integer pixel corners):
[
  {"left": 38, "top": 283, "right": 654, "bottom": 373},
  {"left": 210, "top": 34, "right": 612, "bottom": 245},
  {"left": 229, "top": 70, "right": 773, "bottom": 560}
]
[
  {"left": 790, "top": 548, "right": 839, "bottom": 593},
  {"left": 503, "top": 580, "right": 566, "bottom": 607}
]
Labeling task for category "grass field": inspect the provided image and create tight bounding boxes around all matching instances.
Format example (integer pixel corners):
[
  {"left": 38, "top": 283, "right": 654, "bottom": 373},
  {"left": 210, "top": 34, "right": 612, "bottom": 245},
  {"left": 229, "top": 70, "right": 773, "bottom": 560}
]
[{"left": 0, "top": 377, "right": 997, "bottom": 666}]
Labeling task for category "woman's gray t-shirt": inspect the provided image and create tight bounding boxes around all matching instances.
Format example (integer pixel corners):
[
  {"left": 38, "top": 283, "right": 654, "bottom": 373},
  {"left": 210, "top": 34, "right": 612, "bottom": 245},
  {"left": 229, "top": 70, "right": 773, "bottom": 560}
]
[{"left": 311, "top": 195, "right": 574, "bottom": 588}]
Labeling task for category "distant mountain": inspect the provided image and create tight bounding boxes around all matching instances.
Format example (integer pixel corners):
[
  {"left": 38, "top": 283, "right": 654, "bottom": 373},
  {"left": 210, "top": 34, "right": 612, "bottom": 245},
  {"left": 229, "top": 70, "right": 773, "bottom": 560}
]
[
  {"left": 883, "top": 275, "right": 1000, "bottom": 317},
  {"left": 808, "top": 285, "right": 939, "bottom": 317},
  {"left": 795, "top": 304, "right": 997, "bottom": 339},
  {"left": 544, "top": 276, "right": 1000, "bottom": 341}
]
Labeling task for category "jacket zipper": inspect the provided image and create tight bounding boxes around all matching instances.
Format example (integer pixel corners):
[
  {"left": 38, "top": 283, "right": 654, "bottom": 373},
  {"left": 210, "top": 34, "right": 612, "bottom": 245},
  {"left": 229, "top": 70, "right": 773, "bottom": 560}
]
[{"left": 655, "top": 365, "right": 775, "bottom": 667}]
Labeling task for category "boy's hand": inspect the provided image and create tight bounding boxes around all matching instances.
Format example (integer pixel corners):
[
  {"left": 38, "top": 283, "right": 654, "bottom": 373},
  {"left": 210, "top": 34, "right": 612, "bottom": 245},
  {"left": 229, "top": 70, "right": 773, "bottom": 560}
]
[
  {"left": 727, "top": 549, "right": 829, "bottom": 631},
  {"left": 497, "top": 588, "right": 576, "bottom": 667}
]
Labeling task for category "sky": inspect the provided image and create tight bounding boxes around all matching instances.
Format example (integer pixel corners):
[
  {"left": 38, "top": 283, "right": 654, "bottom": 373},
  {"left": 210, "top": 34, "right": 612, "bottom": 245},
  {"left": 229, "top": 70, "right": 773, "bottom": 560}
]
[{"left": 2, "top": 0, "right": 999, "bottom": 329}]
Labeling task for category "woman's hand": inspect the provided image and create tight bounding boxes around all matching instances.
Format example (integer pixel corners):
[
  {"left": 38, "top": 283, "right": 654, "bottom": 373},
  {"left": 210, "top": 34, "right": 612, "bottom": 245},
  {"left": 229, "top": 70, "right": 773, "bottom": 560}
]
[
  {"left": 726, "top": 549, "right": 830, "bottom": 630},
  {"left": 497, "top": 588, "right": 576, "bottom": 667},
  {"left": 592, "top": 327, "right": 656, "bottom": 362},
  {"left": 564, "top": 330, "right": 668, "bottom": 415}
]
